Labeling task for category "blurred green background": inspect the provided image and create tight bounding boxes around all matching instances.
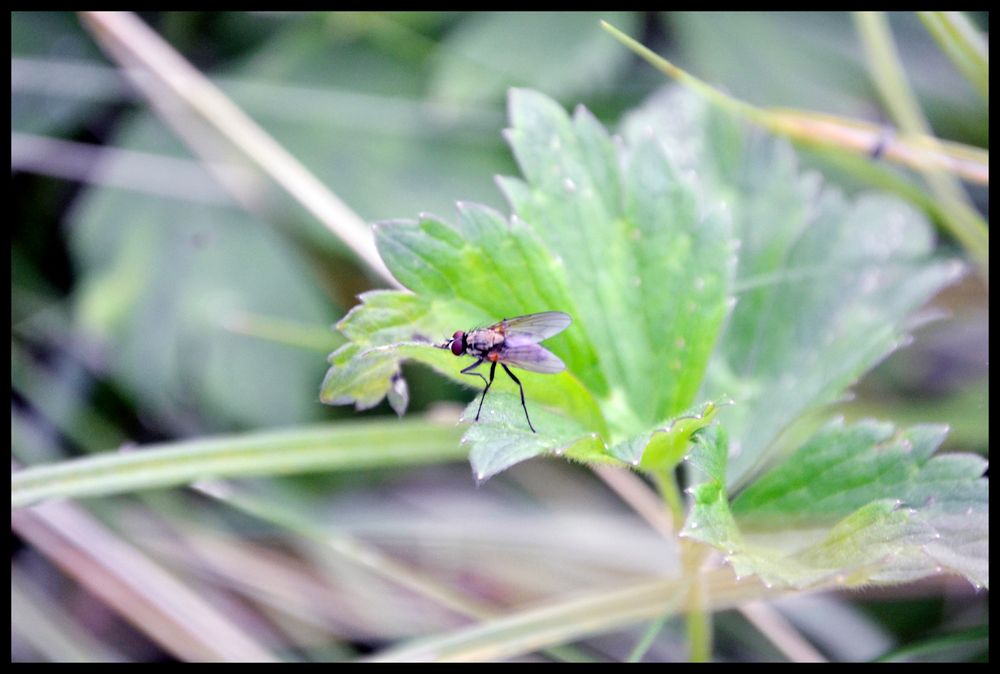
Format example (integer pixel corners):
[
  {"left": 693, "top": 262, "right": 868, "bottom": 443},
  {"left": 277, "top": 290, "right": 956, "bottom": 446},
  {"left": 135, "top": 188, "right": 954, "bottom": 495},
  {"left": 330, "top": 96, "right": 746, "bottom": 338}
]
[{"left": 11, "top": 12, "right": 987, "bottom": 662}]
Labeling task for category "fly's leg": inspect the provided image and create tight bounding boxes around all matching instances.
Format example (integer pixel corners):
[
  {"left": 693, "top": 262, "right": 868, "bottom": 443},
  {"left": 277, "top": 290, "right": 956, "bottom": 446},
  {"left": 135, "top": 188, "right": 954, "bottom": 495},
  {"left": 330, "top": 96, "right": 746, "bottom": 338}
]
[
  {"left": 501, "top": 363, "right": 536, "bottom": 433},
  {"left": 460, "top": 358, "right": 487, "bottom": 387},
  {"left": 460, "top": 358, "right": 492, "bottom": 422},
  {"left": 474, "top": 361, "right": 498, "bottom": 422}
]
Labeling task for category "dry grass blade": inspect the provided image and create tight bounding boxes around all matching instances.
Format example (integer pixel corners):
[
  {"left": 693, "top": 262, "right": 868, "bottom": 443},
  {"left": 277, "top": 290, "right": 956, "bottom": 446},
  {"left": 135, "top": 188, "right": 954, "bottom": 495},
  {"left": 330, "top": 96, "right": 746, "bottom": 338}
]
[
  {"left": 740, "top": 601, "right": 827, "bottom": 663},
  {"left": 11, "top": 499, "right": 278, "bottom": 662},
  {"left": 599, "top": 20, "right": 988, "bottom": 187},
  {"left": 78, "top": 11, "right": 397, "bottom": 287}
]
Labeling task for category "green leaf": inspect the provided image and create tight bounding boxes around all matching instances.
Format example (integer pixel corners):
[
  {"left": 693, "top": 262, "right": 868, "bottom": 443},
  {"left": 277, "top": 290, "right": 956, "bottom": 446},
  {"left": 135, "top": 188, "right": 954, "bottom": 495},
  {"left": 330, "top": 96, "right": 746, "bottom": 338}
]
[
  {"left": 326, "top": 87, "right": 963, "bottom": 483},
  {"left": 502, "top": 90, "right": 732, "bottom": 435},
  {"left": 621, "top": 399, "right": 726, "bottom": 470},
  {"left": 323, "top": 88, "right": 734, "bottom": 479},
  {"left": 427, "top": 12, "right": 639, "bottom": 107},
  {"left": 681, "top": 419, "right": 988, "bottom": 589},
  {"left": 622, "top": 89, "right": 965, "bottom": 487},
  {"left": 461, "top": 393, "right": 607, "bottom": 482},
  {"left": 462, "top": 396, "right": 722, "bottom": 480}
]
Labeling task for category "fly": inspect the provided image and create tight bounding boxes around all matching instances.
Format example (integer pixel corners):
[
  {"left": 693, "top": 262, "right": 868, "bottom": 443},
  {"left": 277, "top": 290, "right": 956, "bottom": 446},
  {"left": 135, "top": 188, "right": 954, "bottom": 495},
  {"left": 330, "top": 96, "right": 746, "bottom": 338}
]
[{"left": 437, "top": 311, "right": 572, "bottom": 433}]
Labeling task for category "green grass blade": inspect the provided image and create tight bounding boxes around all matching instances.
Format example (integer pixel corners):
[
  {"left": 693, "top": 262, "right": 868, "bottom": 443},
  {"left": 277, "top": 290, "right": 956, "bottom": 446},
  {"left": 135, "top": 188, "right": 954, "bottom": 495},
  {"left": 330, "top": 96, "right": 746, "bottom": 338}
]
[
  {"left": 368, "top": 570, "right": 775, "bottom": 662},
  {"left": 873, "top": 625, "right": 988, "bottom": 662},
  {"left": 599, "top": 20, "right": 988, "bottom": 184},
  {"left": 12, "top": 419, "right": 465, "bottom": 508},
  {"left": 918, "top": 12, "right": 989, "bottom": 101},
  {"left": 626, "top": 611, "right": 673, "bottom": 662},
  {"left": 854, "top": 11, "right": 988, "bottom": 281}
]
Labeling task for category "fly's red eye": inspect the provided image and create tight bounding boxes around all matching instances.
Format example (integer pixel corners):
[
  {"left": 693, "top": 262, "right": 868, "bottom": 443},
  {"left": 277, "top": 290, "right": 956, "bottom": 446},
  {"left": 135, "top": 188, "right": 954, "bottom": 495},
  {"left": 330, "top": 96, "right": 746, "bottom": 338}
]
[{"left": 450, "top": 331, "right": 465, "bottom": 356}]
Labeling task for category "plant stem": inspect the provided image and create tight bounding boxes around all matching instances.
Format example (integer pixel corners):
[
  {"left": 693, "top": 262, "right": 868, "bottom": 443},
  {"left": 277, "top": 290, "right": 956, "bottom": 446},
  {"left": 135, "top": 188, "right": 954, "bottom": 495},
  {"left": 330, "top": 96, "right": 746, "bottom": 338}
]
[
  {"left": 651, "top": 465, "right": 685, "bottom": 526},
  {"left": 683, "top": 545, "right": 713, "bottom": 662}
]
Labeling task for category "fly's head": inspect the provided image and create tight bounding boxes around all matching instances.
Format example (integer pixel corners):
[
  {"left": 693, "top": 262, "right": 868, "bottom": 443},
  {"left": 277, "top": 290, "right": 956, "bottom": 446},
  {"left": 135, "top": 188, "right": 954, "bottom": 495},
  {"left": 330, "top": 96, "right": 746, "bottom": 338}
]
[
  {"left": 450, "top": 331, "right": 466, "bottom": 356},
  {"left": 437, "top": 330, "right": 466, "bottom": 356}
]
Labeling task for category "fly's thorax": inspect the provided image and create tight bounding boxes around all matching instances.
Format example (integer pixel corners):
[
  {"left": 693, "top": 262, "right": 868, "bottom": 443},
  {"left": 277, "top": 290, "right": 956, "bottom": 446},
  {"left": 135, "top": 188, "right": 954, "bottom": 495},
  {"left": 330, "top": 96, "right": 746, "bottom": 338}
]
[{"left": 466, "top": 327, "right": 504, "bottom": 356}]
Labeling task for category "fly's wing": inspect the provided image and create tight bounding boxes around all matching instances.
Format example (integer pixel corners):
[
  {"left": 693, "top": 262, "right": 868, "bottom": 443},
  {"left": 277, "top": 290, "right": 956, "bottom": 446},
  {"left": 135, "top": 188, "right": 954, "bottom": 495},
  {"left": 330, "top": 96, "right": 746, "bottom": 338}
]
[
  {"left": 499, "top": 311, "right": 572, "bottom": 346},
  {"left": 499, "top": 344, "right": 566, "bottom": 374}
]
